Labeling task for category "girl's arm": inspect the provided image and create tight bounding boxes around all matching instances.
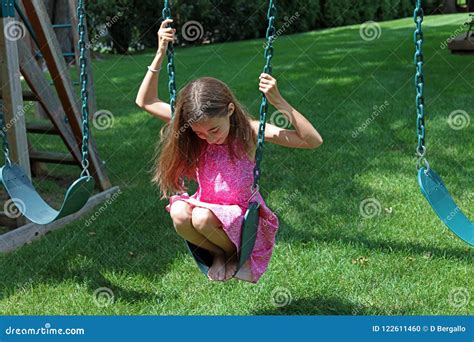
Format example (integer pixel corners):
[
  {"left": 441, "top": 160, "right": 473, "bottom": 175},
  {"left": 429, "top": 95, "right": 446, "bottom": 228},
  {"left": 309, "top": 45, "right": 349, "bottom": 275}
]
[
  {"left": 135, "top": 19, "right": 175, "bottom": 123},
  {"left": 256, "top": 73, "right": 323, "bottom": 149}
]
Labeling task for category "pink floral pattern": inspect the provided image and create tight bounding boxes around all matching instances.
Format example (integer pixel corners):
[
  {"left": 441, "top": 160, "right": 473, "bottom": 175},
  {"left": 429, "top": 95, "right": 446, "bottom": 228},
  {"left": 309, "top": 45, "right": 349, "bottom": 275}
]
[{"left": 165, "top": 139, "right": 279, "bottom": 283}]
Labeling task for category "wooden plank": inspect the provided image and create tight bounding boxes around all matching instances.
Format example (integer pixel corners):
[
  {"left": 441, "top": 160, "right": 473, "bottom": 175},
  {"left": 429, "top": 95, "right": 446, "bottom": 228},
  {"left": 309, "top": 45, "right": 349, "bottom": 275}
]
[
  {"left": 0, "top": 186, "right": 121, "bottom": 253},
  {"left": 0, "top": 212, "right": 17, "bottom": 228},
  {"left": 448, "top": 33, "right": 474, "bottom": 53},
  {"left": 30, "top": 150, "right": 76, "bottom": 165},
  {"left": 0, "top": 90, "right": 38, "bottom": 101},
  {"left": 26, "top": 122, "right": 59, "bottom": 135},
  {"left": 68, "top": 0, "right": 98, "bottom": 121},
  {"left": 0, "top": 17, "right": 29, "bottom": 228},
  {"left": 22, "top": 0, "right": 111, "bottom": 191},
  {"left": 17, "top": 38, "right": 82, "bottom": 163},
  {"left": 27, "top": 140, "right": 47, "bottom": 177},
  {"left": 0, "top": 17, "right": 31, "bottom": 176}
]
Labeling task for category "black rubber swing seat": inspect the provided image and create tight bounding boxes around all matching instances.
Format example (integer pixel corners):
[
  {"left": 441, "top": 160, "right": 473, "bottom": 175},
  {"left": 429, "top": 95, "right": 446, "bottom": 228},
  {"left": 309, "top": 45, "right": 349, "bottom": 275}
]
[{"left": 0, "top": 163, "right": 94, "bottom": 225}]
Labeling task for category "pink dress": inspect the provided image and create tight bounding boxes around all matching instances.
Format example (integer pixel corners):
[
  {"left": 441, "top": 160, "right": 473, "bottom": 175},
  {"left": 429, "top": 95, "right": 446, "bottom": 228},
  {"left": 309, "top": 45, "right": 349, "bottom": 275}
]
[{"left": 165, "top": 139, "right": 279, "bottom": 283}]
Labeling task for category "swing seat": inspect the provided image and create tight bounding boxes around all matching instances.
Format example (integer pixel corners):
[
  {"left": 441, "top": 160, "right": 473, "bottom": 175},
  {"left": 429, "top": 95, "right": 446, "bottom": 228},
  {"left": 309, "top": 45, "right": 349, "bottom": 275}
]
[
  {"left": 418, "top": 167, "right": 474, "bottom": 246},
  {"left": 185, "top": 201, "right": 260, "bottom": 276},
  {"left": 0, "top": 163, "right": 94, "bottom": 225}
]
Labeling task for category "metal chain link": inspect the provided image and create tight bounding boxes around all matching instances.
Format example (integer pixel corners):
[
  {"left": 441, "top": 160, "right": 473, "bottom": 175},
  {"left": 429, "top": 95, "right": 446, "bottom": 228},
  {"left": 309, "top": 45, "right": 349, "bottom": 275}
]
[
  {"left": 163, "top": 0, "right": 177, "bottom": 119},
  {"left": 413, "top": 0, "right": 428, "bottom": 171},
  {"left": 251, "top": 0, "right": 277, "bottom": 197},
  {"left": 0, "top": 103, "right": 11, "bottom": 165},
  {"left": 77, "top": 0, "right": 90, "bottom": 177}
]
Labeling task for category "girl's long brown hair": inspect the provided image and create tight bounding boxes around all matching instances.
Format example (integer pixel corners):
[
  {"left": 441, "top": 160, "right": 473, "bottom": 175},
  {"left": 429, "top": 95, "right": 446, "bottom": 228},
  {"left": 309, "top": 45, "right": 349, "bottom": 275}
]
[{"left": 153, "top": 77, "right": 257, "bottom": 200}]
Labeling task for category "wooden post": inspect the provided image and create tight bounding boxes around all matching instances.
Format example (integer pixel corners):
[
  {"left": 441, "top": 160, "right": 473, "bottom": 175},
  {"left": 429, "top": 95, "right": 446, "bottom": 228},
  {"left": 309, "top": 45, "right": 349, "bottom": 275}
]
[
  {"left": 0, "top": 16, "right": 31, "bottom": 176},
  {"left": 0, "top": 14, "right": 30, "bottom": 227}
]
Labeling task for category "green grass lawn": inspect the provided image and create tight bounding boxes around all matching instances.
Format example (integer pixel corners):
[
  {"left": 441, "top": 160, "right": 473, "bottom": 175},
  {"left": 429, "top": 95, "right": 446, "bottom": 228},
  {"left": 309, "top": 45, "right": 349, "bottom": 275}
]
[{"left": 1, "top": 14, "right": 473, "bottom": 315}]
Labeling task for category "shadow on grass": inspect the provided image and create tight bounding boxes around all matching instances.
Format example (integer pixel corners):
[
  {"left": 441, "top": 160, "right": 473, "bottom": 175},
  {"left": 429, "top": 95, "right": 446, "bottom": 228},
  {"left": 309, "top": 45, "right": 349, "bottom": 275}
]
[{"left": 252, "top": 296, "right": 415, "bottom": 315}]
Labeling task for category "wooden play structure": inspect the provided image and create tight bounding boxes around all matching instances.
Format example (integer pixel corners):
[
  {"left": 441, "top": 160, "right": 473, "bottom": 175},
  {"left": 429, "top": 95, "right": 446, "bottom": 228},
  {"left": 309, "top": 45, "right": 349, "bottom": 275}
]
[
  {"left": 0, "top": 0, "right": 119, "bottom": 252},
  {"left": 448, "top": 13, "right": 474, "bottom": 54}
]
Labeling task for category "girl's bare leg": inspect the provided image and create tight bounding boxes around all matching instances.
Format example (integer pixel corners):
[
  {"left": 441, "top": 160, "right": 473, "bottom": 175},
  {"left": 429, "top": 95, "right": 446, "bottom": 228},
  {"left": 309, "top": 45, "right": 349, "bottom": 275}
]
[
  {"left": 191, "top": 207, "right": 239, "bottom": 280},
  {"left": 169, "top": 201, "right": 226, "bottom": 281}
]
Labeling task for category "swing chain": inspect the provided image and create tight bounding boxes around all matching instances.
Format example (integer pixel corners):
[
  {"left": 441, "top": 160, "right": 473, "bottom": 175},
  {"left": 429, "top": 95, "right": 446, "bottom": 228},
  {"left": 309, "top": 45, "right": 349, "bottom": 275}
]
[
  {"left": 77, "top": 0, "right": 90, "bottom": 177},
  {"left": 413, "top": 0, "right": 427, "bottom": 171},
  {"left": 251, "top": 0, "right": 276, "bottom": 196},
  {"left": 163, "top": 0, "right": 177, "bottom": 119},
  {"left": 0, "top": 127, "right": 11, "bottom": 166}
]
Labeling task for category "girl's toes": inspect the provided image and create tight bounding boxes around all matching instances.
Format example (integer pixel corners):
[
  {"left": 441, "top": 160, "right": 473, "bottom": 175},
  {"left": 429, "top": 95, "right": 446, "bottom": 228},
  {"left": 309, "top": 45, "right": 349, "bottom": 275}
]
[{"left": 218, "top": 267, "right": 226, "bottom": 281}]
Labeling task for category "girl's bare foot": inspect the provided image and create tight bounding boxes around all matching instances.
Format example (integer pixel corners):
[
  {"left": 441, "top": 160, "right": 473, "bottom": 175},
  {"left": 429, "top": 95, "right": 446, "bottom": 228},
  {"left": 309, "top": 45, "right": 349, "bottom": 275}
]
[
  {"left": 207, "top": 252, "right": 226, "bottom": 281},
  {"left": 224, "top": 252, "right": 239, "bottom": 280}
]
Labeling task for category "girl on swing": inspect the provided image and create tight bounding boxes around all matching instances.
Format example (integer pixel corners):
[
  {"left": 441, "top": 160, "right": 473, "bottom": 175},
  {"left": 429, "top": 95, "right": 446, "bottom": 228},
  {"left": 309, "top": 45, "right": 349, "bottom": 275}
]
[{"left": 135, "top": 19, "right": 323, "bottom": 283}]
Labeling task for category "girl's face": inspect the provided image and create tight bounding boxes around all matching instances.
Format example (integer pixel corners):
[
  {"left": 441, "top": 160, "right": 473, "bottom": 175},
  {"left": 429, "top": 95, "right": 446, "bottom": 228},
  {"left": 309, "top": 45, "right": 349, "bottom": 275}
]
[{"left": 191, "top": 103, "right": 234, "bottom": 145}]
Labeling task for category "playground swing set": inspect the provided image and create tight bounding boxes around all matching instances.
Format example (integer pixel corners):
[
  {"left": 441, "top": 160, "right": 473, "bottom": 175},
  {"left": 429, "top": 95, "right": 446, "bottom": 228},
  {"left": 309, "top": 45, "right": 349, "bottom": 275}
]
[
  {"left": 0, "top": 0, "right": 119, "bottom": 253},
  {"left": 160, "top": 0, "right": 472, "bottom": 278},
  {"left": 0, "top": 0, "right": 470, "bottom": 264}
]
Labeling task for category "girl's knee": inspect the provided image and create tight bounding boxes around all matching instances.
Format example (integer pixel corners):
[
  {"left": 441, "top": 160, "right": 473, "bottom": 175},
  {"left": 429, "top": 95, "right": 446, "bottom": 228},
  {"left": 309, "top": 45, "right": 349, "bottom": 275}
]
[
  {"left": 169, "top": 200, "right": 192, "bottom": 225},
  {"left": 191, "top": 207, "right": 218, "bottom": 232}
]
